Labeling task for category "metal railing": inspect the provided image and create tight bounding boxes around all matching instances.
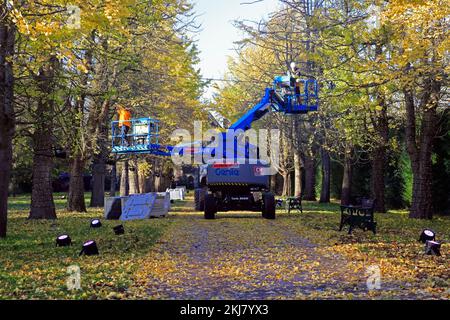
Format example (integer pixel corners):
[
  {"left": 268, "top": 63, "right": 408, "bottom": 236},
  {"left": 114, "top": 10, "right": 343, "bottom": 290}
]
[
  {"left": 111, "top": 117, "right": 166, "bottom": 154},
  {"left": 273, "top": 78, "right": 319, "bottom": 114}
]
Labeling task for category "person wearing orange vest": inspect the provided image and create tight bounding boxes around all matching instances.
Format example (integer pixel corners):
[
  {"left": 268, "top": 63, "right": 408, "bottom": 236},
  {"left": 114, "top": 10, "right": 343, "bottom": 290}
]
[{"left": 117, "top": 105, "right": 132, "bottom": 145}]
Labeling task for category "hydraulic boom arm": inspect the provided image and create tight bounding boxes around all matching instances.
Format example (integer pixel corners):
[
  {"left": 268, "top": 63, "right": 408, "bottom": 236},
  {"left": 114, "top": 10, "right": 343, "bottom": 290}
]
[
  {"left": 228, "top": 77, "right": 318, "bottom": 132},
  {"left": 229, "top": 88, "right": 272, "bottom": 131}
]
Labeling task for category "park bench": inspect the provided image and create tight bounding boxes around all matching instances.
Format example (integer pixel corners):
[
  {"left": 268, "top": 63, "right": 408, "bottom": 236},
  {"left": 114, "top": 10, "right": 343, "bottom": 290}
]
[
  {"left": 339, "top": 198, "right": 377, "bottom": 234},
  {"left": 286, "top": 196, "right": 303, "bottom": 214}
]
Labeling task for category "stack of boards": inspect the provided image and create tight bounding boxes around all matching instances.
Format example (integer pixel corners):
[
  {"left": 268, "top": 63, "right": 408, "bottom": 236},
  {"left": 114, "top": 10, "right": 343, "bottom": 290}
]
[
  {"left": 104, "top": 192, "right": 170, "bottom": 221},
  {"left": 150, "top": 192, "right": 171, "bottom": 217}
]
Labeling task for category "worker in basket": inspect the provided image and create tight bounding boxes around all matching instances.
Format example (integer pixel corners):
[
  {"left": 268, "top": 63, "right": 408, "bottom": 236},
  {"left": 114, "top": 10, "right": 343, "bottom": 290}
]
[
  {"left": 290, "top": 62, "right": 303, "bottom": 106},
  {"left": 117, "top": 104, "right": 132, "bottom": 146}
]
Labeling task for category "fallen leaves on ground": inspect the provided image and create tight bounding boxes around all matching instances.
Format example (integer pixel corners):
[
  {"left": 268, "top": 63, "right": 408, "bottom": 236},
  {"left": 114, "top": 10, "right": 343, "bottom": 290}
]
[
  {"left": 1, "top": 197, "right": 449, "bottom": 299},
  {"left": 130, "top": 200, "right": 449, "bottom": 300}
]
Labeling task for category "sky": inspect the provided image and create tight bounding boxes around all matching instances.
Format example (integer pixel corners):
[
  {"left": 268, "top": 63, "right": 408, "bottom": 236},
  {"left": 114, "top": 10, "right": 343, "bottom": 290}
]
[{"left": 192, "top": 0, "right": 279, "bottom": 99}]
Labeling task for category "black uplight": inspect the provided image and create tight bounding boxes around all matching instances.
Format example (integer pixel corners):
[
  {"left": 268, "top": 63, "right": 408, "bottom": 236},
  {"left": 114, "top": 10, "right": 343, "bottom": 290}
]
[
  {"left": 425, "top": 240, "right": 441, "bottom": 256},
  {"left": 419, "top": 229, "right": 436, "bottom": 243},
  {"left": 56, "top": 234, "right": 72, "bottom": 247},
  {"left": 90, "top": 219, "right": 102, "bottom": 228},
  {"left": 113, "top": 225, "right": 125, "bottom": 235},
  {"left": 80, "top": 240, "right": 99, "bottom": 256}
]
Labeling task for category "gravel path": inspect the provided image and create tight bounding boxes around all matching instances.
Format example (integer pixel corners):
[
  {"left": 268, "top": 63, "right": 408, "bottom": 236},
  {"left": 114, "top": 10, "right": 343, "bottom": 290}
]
[{"left": 136, "top": 202, "right": 371, "bottom": 299}]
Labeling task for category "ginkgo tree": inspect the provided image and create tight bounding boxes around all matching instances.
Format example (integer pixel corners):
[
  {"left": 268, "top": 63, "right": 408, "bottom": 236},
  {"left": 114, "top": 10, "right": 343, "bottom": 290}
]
[
  {"left": 381, "top": 0, "right": 449, "bottom": 219},
  {"left": 11, "top": 0, "right": 140, "bottom": 217},
  {"left": 215, "top": 0, "right": 449, "bottom": 218},
  {"left": 0, "top": 0, "right": 16, "bottom": 237},
  {"left": 0, "top": 0, "right": 205, "bottom": 237}
]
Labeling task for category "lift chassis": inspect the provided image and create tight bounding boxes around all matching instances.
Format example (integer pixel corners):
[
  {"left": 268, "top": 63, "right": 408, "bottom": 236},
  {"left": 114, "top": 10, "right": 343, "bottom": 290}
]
[{"left": 195, "top": 162, "right": 275, "bottom": 219}]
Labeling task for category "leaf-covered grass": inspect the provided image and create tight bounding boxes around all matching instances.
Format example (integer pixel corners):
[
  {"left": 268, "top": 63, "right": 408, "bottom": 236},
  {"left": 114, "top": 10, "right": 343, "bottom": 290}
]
[
  {"left": 131, "top": 198, "right": 449, "bottom": 300},
  {"left": 0, "top": 195, "right": 178, "bottom": 299},
  {"left": 278, "top": 201, "right": 450, "bottom": 299},
  {"left": 283, "top": 201, "right": 450, "bottom": 246},
  {"left": 1, "top": 194, "right": 449, "bottom": 299}
]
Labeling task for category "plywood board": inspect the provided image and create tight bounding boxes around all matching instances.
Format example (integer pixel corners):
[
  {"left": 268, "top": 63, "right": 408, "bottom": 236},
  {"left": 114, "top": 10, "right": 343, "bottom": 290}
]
[{"left": 120, "top": 193, "right": 157, "bottom": 221}]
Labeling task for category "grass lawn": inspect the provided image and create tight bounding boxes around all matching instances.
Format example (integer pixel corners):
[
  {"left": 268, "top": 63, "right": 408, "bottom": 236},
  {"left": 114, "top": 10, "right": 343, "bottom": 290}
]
[
  {"left": 277, "top": 202, "right": 450, "bottom": 299},
  {"left": 1, "top": 193, "right": 449, "bottom": 299},
  {"left": 1, "top": 193, "right": 173, "bottom": 299},
  {"left": 7, "top": 192, "right": 74, "bottom": 211}
]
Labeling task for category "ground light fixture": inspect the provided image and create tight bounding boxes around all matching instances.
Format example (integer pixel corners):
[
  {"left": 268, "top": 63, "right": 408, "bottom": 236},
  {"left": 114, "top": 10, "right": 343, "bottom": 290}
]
[
  {"left": 90, "top": 219, "right": 102, "bottom": 228},
  {"left": 113, "top": 225, "right": 125, "bottom": 235},
  {"left": 80, "top": 240, "right": 99, "bottom": 256},
  {"left": 56, "top": 234, "right": 72, "bottom": 247},
  {"left": 419, "top": 229, "right": 436, "bottom": 243},
  {"left": 425, "top": 240, "right": 441, "bottom": 256}
]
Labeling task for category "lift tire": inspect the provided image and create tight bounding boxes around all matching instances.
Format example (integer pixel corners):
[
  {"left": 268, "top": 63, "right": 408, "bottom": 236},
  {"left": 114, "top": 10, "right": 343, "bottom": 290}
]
[
  {"left": 262, "top": 192, "right": 276, "bottom": 220},
  {"left": 204, "top": 194, "right": 217, "bottom": 220},
  {"left": 194, "top": 188, "right": 201, "bottom": 211},
  {"left": 195, "top": 188, "right": 206, "bottom": 211},
  {"left": 200, "top": 189, "right": 206, "bottom": 211}
]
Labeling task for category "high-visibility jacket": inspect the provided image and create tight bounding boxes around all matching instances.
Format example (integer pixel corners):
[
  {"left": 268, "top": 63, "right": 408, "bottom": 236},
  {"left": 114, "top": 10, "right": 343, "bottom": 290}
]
[{"left": 118, "top": 108, "right": 131, "bottom": 128}]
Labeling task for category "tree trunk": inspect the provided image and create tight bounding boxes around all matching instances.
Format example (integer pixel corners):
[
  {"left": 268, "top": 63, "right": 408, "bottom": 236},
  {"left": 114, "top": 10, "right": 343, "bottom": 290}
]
[
  {"left": 274, "top": 173, "right": 283, "bottom": 196},
  {"left": 29, "top": 56, "right": 60, "bottom": 219},
  {"left": 146, "top": 158, "right": 156, "bottom": 192},
  {"left": 145, "top": 173, "right": 155, "bottom": 193},
  {"left": 281, "top": 172, "right": 290, "bottom": 197},
  {"left": 410, "top": 155, "right": 434, "bottom": 219},
  {"left": 404, "top": 81, "right": 440, "bottom": 219},
  {"left": 129, "top": 167, "right": 139, "bottom": 194},
  {"left": 370, "top": 48, "right": 389, "bottom": 213},
  {"left": 341, "top": 150, "right": 353, "bottom": 206},
  {"left": 90, "top": 104, "right": 109, "bottom": 206},
  {"left": 153, "top": 158, "right": 163, "bottom": 192},
  {"left": 109, "top": 161, "right": 117, "bottom": 197},
  {"left": 270, "top": 173, "right": 276, "bottom": 194},
  {"left": 293, "top": 152, "right": 302, "bottom": 197},
  {"left": 67, "top": 156, "right": 87, "bottom": 212},
  {"left": 0, "top": 140, "right": 13, "bottom": 233},
  {"left": 303, "top": 153, "right": 316, "bottom": 201},
  {"left": 120, "top": 160, "right": 129, "bottom": 196},
  {"left": 139, "top": 168, "right": 146, "bottom": 194},
  {"left": 154, "top": 174, "right": 161, "bottom": 192},
  {"left": 90, "top": 156, "right": 106, "bottom": 207},
  {"left": 0, "top": 11, "right": 15, "bottom": 237},
  {"left": 319, "top": 147, "right": 331, "bottom": 203},
  {"left": 129, "top": 158, "right": 140, "bottom": 194},
  {"left": 371, "top": 147, "right": 386, "bottom": 212},
  {"left": 29, "top": 102, "right": 56, "bottom": 219}
]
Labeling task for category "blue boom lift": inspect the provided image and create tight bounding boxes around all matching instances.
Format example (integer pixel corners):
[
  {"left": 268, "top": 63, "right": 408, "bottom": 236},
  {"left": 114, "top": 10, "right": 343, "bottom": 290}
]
[
  {"left": 193, "top": 74, "right": 318, "bottom": 219},
  {"left": 111, "top": 70, "right": 319, "bottom": 220}
]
